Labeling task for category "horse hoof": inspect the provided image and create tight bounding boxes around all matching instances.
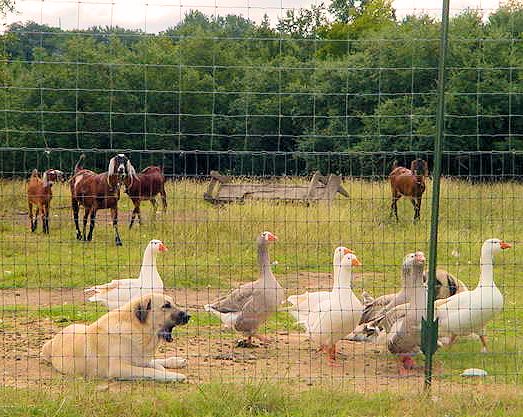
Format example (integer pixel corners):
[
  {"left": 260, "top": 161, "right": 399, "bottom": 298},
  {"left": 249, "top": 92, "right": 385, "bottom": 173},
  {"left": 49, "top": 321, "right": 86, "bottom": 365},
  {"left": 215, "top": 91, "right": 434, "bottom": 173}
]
[{"left": 115, "top": 240, "right": 123, "bottom": 246}]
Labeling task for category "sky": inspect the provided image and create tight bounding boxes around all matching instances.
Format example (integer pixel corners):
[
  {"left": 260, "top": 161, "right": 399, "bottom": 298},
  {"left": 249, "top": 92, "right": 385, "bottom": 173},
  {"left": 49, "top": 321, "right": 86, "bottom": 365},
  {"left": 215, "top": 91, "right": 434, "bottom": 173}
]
[{"left": 2, "top": 0, "right": 503, "bottom": 33}]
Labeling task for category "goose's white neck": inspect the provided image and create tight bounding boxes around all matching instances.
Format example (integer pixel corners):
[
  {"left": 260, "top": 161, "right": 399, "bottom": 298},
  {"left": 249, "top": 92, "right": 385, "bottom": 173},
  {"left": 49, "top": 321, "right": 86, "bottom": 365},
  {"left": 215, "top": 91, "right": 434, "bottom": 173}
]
[
  {"left": 478, "top": 244, "right": 496, "bottom": 287},
  {"left": 140, "top": 245, "right": 158, "bottom": 282},
  {"left": 333, "top": 264, "right": 353, "bottom": 290}
]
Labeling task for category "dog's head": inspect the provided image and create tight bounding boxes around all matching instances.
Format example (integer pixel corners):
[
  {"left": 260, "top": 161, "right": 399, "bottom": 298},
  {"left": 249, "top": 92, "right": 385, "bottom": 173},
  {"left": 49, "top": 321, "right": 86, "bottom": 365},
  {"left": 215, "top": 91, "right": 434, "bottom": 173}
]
[{"left": 132, "top": 293, "right": 190, "bottom": 342}]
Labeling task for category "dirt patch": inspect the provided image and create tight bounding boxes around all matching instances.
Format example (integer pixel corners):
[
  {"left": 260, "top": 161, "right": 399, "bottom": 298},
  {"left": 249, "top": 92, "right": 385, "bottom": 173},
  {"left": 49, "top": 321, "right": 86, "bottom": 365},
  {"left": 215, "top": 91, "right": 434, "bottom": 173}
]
[
  {"left": 0, "top": 269, "right": 377, "bottom": 309},
  {"left": 0, "top": 288, "right": 221, "bottom": 310},
  {"left": 0, "top": 283, "right": 417, "bottom": 390},
  {"left": 0, "top": 313, "right": 517, "bottom": 395},
  {"left": 0, "top": 281, "right": 516, "bottom": 393},
  {"left": 0, "top": 314, "right": 418, "bottom": 390}
]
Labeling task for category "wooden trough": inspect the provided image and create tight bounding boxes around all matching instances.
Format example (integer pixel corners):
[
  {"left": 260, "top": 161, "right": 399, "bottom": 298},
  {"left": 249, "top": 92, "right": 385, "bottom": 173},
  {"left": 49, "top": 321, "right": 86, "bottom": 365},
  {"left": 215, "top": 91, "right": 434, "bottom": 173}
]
[{"left": 204, "top": 171, "right": 350, "bottom": 204}]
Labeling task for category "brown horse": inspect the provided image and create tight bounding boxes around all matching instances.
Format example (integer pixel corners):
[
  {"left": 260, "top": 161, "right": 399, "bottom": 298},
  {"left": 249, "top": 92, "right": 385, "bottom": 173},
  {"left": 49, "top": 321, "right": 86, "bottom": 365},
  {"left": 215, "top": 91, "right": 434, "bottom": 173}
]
[
  {"left": 389, "top": 159, "right": 428, "bottom": 222},
  {"left": 125, "top": 166, "right": 167, "bottom": 229},
  {"left": 27, "top": 168, "right": 63, "bottom": 234},
  {"left": 70, "top": 154, "right": 137, "bottom": 246}
]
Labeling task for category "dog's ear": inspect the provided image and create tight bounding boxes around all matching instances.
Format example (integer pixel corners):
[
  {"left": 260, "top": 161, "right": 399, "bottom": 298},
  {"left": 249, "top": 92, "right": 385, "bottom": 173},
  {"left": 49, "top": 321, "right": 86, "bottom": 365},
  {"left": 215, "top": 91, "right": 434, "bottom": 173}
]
[{"left": 134, "top": 298, "right": 153, "bottom": 323}]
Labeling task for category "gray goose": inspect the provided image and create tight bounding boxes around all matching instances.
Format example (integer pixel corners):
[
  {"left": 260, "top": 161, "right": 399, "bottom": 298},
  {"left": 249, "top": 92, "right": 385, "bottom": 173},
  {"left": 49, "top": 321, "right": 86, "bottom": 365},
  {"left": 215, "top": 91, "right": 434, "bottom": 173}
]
[
  {"left": 204, "top": 231, "right": 285, "bottom": 347},
  {"left": 369, "top": 252, "right": 427, "bottom": 375},
  {"left": 351, "top": 269, "right": 467, "bottom": 341}
]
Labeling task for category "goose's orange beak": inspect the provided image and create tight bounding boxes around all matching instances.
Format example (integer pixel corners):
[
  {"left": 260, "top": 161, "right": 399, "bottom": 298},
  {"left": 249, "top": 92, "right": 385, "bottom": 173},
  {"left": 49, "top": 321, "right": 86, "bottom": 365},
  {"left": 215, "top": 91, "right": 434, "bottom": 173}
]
[
  {"left": 159, "top": 243, "right": 168, "bottom": 252},
  {"left": 500, "top": 241, "right": 512, "bottom": 250},
  {"left": 267, "top": 232, "right": 278, "bottom": 242},
  {"left": 415, "top": 252, "right": 426, "bottom": 263},
  {"left": 351, "top": 257, "right": 362, "bottom": 267},
  {"left": 343, "top": 248, "right": 353, "bottom": 255}
]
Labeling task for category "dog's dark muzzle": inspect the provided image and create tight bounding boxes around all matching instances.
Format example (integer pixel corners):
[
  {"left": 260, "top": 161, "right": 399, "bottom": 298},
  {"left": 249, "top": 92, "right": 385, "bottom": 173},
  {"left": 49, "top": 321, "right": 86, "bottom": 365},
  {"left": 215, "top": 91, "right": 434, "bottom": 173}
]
[
  {"left": 158, "top": 311, "right": 191, "bottom": 342},
  {"left": 176, "top": 311, "right": 191, "bottom": 325},
  {"left": 158, "top": 327, "right": 175, "bottom": 342}
]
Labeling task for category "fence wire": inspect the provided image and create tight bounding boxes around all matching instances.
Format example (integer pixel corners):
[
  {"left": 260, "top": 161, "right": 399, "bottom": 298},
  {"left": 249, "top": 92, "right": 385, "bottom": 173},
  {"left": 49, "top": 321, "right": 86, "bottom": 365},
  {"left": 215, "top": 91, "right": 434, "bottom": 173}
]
[{"left": 0, "top": 148, "right": 520, "bottom": 392}]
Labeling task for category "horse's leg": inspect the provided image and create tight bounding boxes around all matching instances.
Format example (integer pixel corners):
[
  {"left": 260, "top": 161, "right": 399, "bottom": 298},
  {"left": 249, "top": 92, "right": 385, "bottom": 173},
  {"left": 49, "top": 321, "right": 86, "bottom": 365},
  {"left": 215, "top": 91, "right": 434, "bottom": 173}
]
[
  {"left": 412, "top": 196, "right": 422, "bottom": 222},
  {"left": 390, "top": 193, "right": 400, "bottom": 221},
  {"left": 160, "top": 186, "right": 167, "bottom": 212},
  {"left": 150, "top": 198, "right": 158, "bottom": 222},
  {"left": 33, "top": 206, "right": 40, "bottom": 232},
  {"left": 42, "top": 202, "right": 49, "bottom": 234},
  {"left": 85, "top": 208, "right": 93, "bottom": 241},
  {"left": 72, "top": 199, "right": 82, "bottom": 240},
  {"left": 112, "top": 206, "right": 122, "bottom": 246},
  {"left": 129, "top": 200, "right": 140, "bottom": 229},
  {"left": 86, "top": 208, "right": 97, "bottom": 242},
  {"left": 29, "top": 201, "right": 36, "bottom": 232}
]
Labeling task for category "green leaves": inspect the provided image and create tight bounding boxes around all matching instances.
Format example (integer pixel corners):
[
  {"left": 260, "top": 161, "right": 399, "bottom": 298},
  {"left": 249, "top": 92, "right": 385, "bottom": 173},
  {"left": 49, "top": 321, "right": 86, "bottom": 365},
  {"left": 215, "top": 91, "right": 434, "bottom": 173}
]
[{"left": 1, "top": 3, "right": 522, "bottom": 162}]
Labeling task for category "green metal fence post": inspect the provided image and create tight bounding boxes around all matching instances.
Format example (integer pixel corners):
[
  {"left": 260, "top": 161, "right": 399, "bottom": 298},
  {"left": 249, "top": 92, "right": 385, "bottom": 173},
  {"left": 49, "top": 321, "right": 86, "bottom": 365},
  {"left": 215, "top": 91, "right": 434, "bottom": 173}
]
[{"left": 421, "top": 0, "right": 450, "bottom": 389}]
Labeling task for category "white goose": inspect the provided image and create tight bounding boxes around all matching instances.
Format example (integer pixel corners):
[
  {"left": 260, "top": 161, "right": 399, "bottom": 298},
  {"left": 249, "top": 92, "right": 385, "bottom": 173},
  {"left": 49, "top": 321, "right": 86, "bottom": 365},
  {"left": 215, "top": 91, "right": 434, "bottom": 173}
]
[
  {"left": 287, "top": 246, "right": 353, "bottom": 309},
  {"left": 85, "top": 239, "right": 167, "bottom": 309},
  {"left": 288, "top": 249, "right": 363, "bottom": 365},
  {"left": 436, "top": 238, "right": 511, "bottom": 352}
]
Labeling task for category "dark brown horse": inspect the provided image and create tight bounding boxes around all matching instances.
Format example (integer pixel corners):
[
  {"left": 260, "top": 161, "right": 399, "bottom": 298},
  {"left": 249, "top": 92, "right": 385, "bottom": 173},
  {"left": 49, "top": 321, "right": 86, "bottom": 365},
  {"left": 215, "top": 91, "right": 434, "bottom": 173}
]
[
  {"left": 70, "top": 154, "right": 137, "bottom": 246},
  {"left": 125, "top": 166, "right": 167, "bottom": 229},
  {"left": 389, "top": 159, "right": 428, "bottom": 222}
]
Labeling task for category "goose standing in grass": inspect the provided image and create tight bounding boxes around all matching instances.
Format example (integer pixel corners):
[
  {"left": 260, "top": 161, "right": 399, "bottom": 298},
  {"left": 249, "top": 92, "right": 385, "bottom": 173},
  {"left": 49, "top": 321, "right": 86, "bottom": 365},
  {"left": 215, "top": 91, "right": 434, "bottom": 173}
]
[
  {"left": 85, "top": 239, "right": 167, "bottom": 309},
  {"left": 436, "top": 238, "right": 511, "bottom": 352},
  {"left": 372, "top": 252, "right": 427, "bottom": 375},
  {"left": 288, "top": 249, "right": 363, "bottom": 365},
  {"left": 350, "top": 267, "right": 467, "bottom": 341},
  {"left": 287, "top": 246, "right": 353, "bottom": 309},
  {"left": 204, "top": 231, "right": 285, "bottom": 347}
]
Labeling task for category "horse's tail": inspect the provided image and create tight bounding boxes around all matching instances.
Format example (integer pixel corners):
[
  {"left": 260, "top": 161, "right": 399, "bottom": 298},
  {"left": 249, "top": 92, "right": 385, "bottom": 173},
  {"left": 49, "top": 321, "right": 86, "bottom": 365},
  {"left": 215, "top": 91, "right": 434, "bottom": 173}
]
[{"left": 74, "top": 154, "right": 86, "bottom": 173}]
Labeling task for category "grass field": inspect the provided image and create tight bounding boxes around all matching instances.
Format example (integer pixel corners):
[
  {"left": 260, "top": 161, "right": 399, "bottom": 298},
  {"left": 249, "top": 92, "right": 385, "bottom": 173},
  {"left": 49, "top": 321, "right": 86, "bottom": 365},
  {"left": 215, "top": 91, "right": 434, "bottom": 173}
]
[
  {"left": 0, "top": 176, "right": 522, "bottom": 414},
  {"left": 4, "top": 382, "right": 523, "bottom": 417}
]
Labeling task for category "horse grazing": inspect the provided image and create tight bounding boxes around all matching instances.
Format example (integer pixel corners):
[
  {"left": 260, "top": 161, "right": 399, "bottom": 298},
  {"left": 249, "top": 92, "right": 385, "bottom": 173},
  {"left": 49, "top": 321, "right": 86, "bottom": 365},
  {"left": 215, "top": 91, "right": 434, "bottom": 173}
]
[
  {"left": 389, "top": 159, "right": 429, "bottom": 222},
  {"left": 70, "top": 154, "right": 137, "bottom": 246},
  {"left": 125, "top": 166, "right": 167, "bottom": 229},
  {"left": 27, "top": 169, "right": 63, "bottom": 234}
]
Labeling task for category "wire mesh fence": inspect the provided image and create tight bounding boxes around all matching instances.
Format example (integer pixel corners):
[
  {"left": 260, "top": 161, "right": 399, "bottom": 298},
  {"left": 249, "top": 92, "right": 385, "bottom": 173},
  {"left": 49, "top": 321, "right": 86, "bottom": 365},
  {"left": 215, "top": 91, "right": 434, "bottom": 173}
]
[
  {"left": 0, "top": 0, "right": 522, "bottom": 399},
  {"left": 0, "top": 148, "right": 520, "bottom": 391}
]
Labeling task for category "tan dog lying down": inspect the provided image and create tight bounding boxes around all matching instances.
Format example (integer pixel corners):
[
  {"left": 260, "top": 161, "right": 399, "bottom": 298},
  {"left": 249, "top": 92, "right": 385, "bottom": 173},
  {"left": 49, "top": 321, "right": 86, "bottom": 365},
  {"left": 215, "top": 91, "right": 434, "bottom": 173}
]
[{"left": 41, "top": 293, "right": 190, "bottom": 382}]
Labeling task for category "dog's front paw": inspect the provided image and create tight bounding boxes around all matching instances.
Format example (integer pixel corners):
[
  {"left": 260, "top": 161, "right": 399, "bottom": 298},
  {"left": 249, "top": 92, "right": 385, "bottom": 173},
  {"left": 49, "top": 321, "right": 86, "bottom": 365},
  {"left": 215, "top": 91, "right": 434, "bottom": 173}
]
[
  {"left": 164, "top": 357, "right": 187, "bottom": 369},
  {"left": 165, "top": 372, "right": 187, "bottom": 383}
]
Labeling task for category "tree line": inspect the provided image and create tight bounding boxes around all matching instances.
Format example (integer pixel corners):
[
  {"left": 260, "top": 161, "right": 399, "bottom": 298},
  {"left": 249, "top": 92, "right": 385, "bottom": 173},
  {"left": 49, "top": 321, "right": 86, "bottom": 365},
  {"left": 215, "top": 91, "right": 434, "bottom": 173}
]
[{"left": 0, "top": 0, "right": 522, "bottom": 176}]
